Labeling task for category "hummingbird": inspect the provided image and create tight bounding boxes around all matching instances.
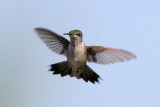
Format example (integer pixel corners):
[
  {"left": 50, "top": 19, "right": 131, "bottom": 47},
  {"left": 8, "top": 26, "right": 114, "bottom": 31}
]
[{"left": 35, "top": 28, "right": 136, "bottom": 84}]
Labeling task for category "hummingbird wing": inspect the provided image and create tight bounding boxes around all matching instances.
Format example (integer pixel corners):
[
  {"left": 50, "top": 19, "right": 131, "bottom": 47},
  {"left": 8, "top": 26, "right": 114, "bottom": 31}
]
[
  {"left": 35, "top": 28, "right": 70, "bottom": 56},
  {"left": 87, "top": 46, "right": 136, "bottom": 65}
]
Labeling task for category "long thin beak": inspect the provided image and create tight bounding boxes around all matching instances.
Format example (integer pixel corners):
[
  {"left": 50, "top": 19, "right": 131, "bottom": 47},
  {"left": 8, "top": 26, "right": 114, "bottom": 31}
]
[{"left": 63, "top": 33, "right": 73, "bottom": 35}]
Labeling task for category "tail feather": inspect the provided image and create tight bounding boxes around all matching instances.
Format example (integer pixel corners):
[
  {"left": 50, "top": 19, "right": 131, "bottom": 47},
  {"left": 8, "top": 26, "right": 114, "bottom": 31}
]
[
  {"left": 50, "top": 61, "right": 72, "bottom": 77},
  {"left": 82, "top": 65, "right": 101, "bottom": 84},
  {"left": 50, "top": 61, "right": 101, "bottom": 84}
]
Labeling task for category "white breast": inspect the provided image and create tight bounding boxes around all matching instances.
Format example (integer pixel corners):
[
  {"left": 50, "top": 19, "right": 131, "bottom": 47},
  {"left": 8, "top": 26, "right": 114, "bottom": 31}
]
[
  {"left": 67, "top": 43, "right": 86, "bottom": 68},
  {"left": 68, "top": 43, "right": 85, "bottom": 59}
]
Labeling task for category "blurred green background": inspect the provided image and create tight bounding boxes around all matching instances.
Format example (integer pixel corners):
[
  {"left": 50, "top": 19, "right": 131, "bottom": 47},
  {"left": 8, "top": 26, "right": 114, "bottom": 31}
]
[{"left": 0, "top": 0, "right": 160, "bottom": 107}]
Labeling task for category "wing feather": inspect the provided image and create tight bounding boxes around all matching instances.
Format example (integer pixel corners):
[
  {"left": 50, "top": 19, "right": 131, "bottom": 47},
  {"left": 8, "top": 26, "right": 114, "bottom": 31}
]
[
  {"left": 35, "top": 28, "right": 70, "bottom": 56},
  {"left": 87, "top": 46, "right": 136, "bottom": 65}
]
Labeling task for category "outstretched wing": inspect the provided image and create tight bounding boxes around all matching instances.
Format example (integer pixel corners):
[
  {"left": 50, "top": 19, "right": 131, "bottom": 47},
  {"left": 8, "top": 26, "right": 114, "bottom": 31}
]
[
  {"left": 35, "top": 28, "right": 70, "bottom": 56},
  {"left": 87, "top": 46, "right": 136, "bottom": 65}
]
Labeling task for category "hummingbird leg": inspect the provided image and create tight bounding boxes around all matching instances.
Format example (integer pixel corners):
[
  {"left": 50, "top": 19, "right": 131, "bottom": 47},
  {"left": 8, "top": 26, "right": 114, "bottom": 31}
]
[
  {"left": 71, "top": 68, "right": 83, "bottom": 78},
  {"left": 76, "top": 68, "right": 82, "bottom": 79}
]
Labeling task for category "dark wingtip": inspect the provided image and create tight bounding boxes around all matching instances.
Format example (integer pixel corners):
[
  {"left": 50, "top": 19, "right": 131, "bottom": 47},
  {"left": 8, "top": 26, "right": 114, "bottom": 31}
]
[{"left": 34, "top": 27, "right": 44, "bottom": 32}]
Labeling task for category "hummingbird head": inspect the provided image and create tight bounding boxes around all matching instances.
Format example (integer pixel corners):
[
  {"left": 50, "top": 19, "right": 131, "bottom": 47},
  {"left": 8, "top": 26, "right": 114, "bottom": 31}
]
[{"left": 64, "top": 30, "right": 83, "bottom": 46}]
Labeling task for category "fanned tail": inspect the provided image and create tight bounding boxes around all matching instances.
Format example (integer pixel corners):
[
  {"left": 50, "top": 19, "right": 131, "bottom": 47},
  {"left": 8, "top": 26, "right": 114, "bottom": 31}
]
[
  {"left": 50, "top": 61, "right": 73, "bottom": 77},
  {"left": 49, "top": 61, "right": 102, "bottom": 84},
  {"left": 79, "top": 65, "right": 101, "bottom": 84}
]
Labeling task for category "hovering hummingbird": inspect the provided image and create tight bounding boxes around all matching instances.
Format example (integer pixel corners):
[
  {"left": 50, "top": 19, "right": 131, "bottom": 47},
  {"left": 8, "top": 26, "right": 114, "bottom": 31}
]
[{"left": 35, "top": 28, "right": 136, "bottom": 84}]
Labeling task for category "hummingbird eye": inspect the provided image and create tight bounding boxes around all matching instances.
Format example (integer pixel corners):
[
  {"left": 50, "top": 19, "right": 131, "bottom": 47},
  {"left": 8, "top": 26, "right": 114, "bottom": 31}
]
[{"left": 77, "top": 33, "right": 80, "bottom": 36}]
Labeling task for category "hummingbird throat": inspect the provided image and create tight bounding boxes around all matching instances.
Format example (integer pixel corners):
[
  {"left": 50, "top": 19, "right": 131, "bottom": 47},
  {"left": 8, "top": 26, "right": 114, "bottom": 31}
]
[
  {"left": 72, "top": 40, "right": 78, "bottom": 47},
  {"left": 71, "top": 38, "right": 81, "bottom": 47}
]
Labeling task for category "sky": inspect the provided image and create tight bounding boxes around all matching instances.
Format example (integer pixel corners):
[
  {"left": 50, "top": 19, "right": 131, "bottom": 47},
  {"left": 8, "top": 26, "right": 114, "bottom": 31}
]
[{"left": 0, "top": 0, "right": 160, "bottom": 107}]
